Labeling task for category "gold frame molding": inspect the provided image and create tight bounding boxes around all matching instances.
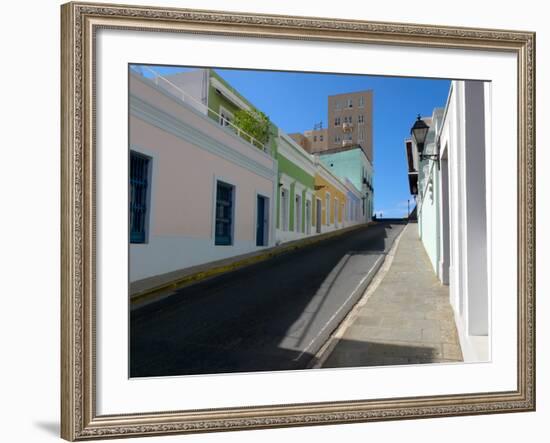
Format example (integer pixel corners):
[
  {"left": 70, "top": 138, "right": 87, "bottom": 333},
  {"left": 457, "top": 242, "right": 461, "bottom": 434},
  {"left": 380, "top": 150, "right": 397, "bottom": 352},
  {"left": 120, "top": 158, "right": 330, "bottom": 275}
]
[{"left": 61, "top": 1, "right": 536, "bottom": 440}]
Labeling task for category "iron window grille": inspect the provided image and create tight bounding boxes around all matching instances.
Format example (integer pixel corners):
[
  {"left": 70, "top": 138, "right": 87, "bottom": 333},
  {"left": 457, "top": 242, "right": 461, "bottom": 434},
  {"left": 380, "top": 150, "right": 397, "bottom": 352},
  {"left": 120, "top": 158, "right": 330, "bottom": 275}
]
[
  {"left": 130, "top": 151, "right": 151, "bottom": 244},
  {"left": 215, "top": 181, "right": 234, "bottom": 245}
]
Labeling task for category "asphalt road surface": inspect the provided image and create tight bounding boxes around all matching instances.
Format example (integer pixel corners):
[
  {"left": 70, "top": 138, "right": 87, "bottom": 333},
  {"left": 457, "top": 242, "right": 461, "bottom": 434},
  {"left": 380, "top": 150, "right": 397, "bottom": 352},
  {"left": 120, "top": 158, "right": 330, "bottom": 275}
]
[{"left": 130, "top": 221, "right": 406, "bottom": 377}]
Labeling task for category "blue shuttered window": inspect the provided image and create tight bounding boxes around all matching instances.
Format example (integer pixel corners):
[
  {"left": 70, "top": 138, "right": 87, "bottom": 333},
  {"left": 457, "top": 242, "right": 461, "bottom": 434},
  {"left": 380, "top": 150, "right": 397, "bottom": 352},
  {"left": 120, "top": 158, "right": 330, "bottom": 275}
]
[
  {"left": 215, "top": 181, "right": 234, "bottom": 246},
  {"left": 130, "top": 151, "right": 151, "bottom": 243}
]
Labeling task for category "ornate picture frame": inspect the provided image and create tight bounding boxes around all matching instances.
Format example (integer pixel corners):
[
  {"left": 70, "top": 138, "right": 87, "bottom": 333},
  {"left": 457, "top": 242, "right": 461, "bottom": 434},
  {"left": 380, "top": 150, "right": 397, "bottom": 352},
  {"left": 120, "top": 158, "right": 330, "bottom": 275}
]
[{"left": 61, "top": 1, "right": 535, "bottom": 440}]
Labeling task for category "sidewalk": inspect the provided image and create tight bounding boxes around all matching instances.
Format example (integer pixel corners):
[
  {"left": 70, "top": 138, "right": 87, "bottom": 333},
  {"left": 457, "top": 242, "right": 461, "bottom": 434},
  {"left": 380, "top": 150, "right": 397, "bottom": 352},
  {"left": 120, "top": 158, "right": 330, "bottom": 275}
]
[{"left": 318, "top": 223, "right": 463, "bottom": 368}]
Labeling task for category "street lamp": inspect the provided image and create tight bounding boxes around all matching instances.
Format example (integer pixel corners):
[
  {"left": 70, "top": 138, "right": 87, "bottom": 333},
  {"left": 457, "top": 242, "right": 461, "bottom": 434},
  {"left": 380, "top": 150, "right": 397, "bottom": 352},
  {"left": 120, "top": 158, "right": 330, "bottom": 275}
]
[
  {"left": 410, "top": 115, "right": 439, "bottom": 169},
  {"left": 411, "top": 115, "right": 429, "bottom": 152}
]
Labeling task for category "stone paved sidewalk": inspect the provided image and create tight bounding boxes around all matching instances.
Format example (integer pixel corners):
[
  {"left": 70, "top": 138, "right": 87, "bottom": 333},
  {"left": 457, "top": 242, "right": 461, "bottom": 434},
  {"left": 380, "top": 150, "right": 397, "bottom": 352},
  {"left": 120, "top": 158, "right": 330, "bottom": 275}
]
[{"left": 321, "top": 222, "right": 463, "bottom": 368}]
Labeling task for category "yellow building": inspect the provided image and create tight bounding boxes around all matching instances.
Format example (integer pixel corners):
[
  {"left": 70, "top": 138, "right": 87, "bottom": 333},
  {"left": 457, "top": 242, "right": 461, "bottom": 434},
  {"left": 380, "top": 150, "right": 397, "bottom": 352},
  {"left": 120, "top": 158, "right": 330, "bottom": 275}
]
[{"left": 313, "top": 161, "right": 347, "bottom": 233}]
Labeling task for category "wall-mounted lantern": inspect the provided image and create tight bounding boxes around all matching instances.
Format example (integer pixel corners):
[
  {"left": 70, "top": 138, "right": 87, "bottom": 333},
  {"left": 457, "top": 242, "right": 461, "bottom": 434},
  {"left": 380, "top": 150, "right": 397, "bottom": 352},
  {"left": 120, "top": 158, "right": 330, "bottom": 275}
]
[{"left": 411, "top": 115, "right": 439, "bottom": 169}]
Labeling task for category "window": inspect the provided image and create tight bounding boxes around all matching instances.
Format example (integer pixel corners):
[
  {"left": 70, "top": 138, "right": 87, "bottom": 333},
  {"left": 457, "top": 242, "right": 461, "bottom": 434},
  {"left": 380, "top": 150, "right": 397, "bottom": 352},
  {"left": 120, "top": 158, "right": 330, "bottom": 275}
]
[
  {"left": 295, "top": 194, "right": 302, "bottom": 233},
  {"left": 325, "top": 193, "right": 330, "bottom": 225},
  {"left": 344, "top": 200, "right": 348, "bottom": 222},
  {"left": 358, "top": 128, "right": 364, "bottom": 142},
  {"left": 335, "top": 101, "right": 341, "bottom": 110},
  {"left": 305, "top": 200, "right": 311, "bottom": 235},
  {"left": 281, "top": 188, "right": 289, "bottom": 231},
  {"left": 219, "top": 106, "right": 234, "bottom": 127},
  {"left": 359, "top": 96, "right": 365, "bottom": 108},
  {"left": 313, "top": 135, "right": 317, "bottom": 142},
  {"left": 347, "top": 98, "right": 353, "bottom": 108},
  {"left": 320, "top": 135, "right": 324, "bottom": 141},
  {"left": 130, "top": 151, "right": 151, "bottom": 243},
  {"left": 334, "top": 134, "right": 341, "bottom": 143},
  {"left": 215, "top": 181, "right": 234, "bottom": 245},
  {"left": 334, "top": 117, "right": 341, "bottom": 126},
  {"left": 358, "top": 114, "right": 364, "bottom": 124}
]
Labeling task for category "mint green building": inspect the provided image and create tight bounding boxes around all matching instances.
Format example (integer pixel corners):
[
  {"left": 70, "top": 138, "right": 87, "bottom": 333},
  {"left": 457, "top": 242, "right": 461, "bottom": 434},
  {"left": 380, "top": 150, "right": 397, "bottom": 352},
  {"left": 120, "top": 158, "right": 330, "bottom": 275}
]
[
  {"left": 415, "top": 109, "right": 444, "bottom": 274},
  {"left": 319, "top": 146, "right": 374, "bottom": 222}
]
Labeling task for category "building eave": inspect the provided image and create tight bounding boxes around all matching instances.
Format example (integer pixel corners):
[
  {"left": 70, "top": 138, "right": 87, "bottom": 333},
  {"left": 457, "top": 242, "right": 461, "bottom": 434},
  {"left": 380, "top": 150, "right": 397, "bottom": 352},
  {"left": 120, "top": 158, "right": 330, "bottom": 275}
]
[{"left": 210, "top": 77, "right": 252, "bottom": 111}]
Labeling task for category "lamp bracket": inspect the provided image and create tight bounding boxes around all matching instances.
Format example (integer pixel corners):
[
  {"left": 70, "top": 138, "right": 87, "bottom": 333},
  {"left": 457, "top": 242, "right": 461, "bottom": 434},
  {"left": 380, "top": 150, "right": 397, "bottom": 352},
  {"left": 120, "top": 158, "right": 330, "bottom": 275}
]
[{"left": 420, "top": 153, "right": 440, "bottom": 170}]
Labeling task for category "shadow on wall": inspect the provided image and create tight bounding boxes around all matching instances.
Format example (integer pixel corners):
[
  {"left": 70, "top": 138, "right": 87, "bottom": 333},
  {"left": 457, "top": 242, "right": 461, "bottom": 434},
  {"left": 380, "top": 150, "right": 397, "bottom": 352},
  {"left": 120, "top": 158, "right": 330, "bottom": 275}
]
[{"left": 33, "top": 421, "right": 59, "bottom": 437}]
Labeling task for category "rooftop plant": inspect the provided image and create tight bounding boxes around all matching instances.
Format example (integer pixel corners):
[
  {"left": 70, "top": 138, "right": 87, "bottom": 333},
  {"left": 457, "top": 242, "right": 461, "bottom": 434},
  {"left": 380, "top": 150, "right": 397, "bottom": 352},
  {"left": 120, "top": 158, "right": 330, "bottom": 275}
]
[{"left": 233, "top": 109, "right": 271, "bottom": 147}]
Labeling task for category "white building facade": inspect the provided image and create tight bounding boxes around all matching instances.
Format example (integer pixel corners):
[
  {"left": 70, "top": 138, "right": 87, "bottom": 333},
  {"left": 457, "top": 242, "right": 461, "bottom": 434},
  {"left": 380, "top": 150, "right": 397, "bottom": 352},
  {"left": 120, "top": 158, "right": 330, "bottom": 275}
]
[{"left": 414, "top": 80, "right": 491, "bottom": 362}]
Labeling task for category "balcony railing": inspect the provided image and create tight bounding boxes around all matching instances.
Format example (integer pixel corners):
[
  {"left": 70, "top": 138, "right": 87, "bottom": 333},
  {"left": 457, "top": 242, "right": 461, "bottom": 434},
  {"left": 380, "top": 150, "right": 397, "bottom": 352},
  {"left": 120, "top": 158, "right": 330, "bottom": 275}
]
[
  {"left": 342, "top": 122, "right": 353, "bottom": 132},
  {"left": 342, "top": 139, "right": 353, "bottom": 147},
  {"left": 131, "top": 65, "right": 267, "bottom": 152}
]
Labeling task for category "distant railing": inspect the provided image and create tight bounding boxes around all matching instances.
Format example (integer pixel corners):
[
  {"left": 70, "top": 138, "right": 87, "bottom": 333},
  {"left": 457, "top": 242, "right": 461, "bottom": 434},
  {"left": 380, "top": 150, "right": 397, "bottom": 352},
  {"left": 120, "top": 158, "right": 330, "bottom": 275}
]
[{"left": 131, "top": 65, "right": 267, "bottom": 152}]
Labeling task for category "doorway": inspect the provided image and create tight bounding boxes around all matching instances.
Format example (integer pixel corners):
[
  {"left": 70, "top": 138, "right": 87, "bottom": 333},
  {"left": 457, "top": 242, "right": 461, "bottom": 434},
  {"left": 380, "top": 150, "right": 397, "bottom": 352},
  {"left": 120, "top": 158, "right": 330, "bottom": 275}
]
[
  {"left": 316, "top": 198, "right": 322, "bottom": 233},
  {"left": 334, "top": 198, "right": 339, "bottom": 228},
  {"left": 256, "top": 195, "right": 269, "bottom": 246},
  {"left": 295, "top": 194, "right": 302, "bottom": 233},
  {"left": 305, "top": 200, "right": 311, "bottom": 235}
]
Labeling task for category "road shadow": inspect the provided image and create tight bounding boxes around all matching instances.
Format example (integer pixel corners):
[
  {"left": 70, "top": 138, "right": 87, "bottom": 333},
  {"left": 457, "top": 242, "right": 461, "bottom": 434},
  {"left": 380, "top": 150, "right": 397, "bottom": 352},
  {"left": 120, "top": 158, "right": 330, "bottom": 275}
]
[{"left": 320, "top": 338, "right": 441, "bottom": 368}]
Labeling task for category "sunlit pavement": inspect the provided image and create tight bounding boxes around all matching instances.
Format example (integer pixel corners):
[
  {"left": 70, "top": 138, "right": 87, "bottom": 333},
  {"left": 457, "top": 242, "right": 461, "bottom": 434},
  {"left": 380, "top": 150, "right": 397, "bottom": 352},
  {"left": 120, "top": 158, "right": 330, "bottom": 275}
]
[{"left": 322, "top": 222, "right": 463, "bottom": 368}]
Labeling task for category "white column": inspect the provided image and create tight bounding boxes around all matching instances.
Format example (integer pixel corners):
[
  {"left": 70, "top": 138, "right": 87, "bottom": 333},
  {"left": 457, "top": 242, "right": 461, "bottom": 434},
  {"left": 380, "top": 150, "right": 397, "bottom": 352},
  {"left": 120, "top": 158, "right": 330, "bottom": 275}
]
[
  {"left": 438, "top": 149, "right": 450, "bottom": 285},
  {"left": 447, "top": 81, "right": 464, "bottom": 316},
  {"left": 463, "top": 81, "right": 489, "bottom": 336}
]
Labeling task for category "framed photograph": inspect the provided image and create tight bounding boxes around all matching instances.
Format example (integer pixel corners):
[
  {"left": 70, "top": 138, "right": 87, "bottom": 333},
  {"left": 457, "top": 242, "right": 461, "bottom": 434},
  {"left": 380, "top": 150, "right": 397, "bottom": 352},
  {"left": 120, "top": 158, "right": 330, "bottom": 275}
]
[{"left": 61, "top": 1, "right": 535, "bottom": 440}]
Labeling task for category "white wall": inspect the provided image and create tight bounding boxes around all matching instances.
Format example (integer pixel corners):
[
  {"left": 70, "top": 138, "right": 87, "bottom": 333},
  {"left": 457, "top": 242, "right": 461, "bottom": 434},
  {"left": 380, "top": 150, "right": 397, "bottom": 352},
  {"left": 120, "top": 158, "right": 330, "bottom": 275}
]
[
  {"left": 154, "top": 69, "right": 209, "bottom": 114},
  {"left": 1, "top": 1, "right": 547, "bottom": 443},
  {"left": 439, "top": 81, "right": 490, "bottom": 361}
]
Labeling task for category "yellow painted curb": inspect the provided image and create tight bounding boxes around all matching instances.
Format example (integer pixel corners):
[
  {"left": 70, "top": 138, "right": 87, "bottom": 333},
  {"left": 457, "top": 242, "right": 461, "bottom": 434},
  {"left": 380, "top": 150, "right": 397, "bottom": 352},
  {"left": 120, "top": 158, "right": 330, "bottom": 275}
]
[{"left": 131, "top": 222, "right": 375, "bottom": 306}]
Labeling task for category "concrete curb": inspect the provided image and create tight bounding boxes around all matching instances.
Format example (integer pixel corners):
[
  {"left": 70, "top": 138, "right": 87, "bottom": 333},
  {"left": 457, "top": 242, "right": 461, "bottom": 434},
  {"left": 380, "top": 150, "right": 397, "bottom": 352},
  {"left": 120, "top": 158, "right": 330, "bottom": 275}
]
[
  {"left": 307, "top": 223, "right": 409, "bottom": 369},
  {"left": 131, "top": 222, "right": 375, "bottom": 307},
  {"left": 296, "top": 249, "right": 387, "bottom": 364}
]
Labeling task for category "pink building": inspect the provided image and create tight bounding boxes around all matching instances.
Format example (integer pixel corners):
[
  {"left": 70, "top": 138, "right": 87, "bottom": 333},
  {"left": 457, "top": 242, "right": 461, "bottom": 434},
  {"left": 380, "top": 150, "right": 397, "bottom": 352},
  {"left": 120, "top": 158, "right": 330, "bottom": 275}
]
[{"left": 129, "top": 71, "right": 277, "bottom": 283}]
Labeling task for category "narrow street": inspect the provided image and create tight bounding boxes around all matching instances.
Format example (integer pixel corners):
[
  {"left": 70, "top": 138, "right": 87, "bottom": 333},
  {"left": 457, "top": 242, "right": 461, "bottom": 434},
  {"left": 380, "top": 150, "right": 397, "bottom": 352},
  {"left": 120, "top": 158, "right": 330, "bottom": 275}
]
[{"left": 130, "top": 221, "right": 405, "bottom": 377}]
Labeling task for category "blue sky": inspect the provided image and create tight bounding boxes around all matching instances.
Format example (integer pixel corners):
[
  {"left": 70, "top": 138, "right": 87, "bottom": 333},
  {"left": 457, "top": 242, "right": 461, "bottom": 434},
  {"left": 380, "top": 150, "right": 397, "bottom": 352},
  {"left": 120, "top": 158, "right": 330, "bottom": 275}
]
[{"left": 135, "top": 65, "right": 450, "bottom": 218}]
